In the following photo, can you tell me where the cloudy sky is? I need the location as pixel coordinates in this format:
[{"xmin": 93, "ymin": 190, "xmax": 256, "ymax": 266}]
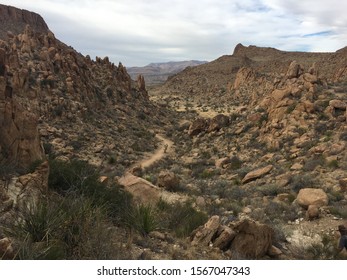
[{"xmin": 2, "ymin": 0, "xmax": 347, "ymax": 66}]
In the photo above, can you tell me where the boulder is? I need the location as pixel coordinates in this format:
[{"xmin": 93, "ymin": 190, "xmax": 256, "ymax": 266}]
[
  {"xmin": 339, "ymin": 178, "xmax": 347, "ymax": 191},
  {"xmin": 188, "ymin": 118, "xmax": 208, "ymax": 136},
  {"xmin": 11, "ymin": 161, "xmax": 49, "ymax": 211},
  {"xmin": 242, "ymin": 165, "xmax": 273, "ymax": 184},
  {"xmin": 296, "ymin": 188, "xmax": 328, "ymax": 209},
  {"xmin": 157, "ymin": 170, "xmax": 180, "ymax": 191},
  {"xmin": 191, "ymin": 215, "xmax": 220, "ymax": 246},
  {"xmin": 213, "ymin": 226, "xmax": 237, "ymax": 250},
  {"xmin": 267, "ymin": 245, "xmax": 283, "ymax": 257},
  {"xmin": 306, "ymin": 204, "xmax": 320, "ymax": 220},
  {"xmin": 286, "ymin": 61, "xmax": 304, "ymax": 79},
  {"xmin": 207, "ymin": 114, "xmax": 229, "ymax": 132},
  {"xmin": 0, "ymin": 237, "xmax": 14, "ymax": 259},
  {"xmin": 329, "ymin": 100, "xmax": 346, "ymax": 110},
  {"xmin": 215, "ymin": 157, "xmax": 231, "ymax": 169},
  {"xmin": 230, "ymin": 219, "xmax": 274, "ymax": 259},
  {"xmin": 118, "ymin": 173, "xmax": 185, "ymax": 205}
]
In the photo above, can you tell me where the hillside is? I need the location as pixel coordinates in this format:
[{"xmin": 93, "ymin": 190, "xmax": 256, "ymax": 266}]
[
  {"xmin": 1, "ymin": 4, "xmax": 347, "ymax": 261},
  {"xmin": 127, "ymin": 60, "xmax": 207, "ymax": 85}
]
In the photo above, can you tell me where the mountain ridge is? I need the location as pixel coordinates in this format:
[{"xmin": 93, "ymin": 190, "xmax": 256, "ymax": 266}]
[{"xmin": 127, "ymin": 60, "xmax": 208, "ymax": 85}]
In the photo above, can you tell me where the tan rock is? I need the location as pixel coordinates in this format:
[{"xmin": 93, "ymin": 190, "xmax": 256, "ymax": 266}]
[
  {"xmin": 0, "ymin": 237, "xmax": 14, "ymax": 259},
  {"xmin": 230, "ymin": 219, "xmax": 274, "ymax": 259},
  {"xmin": 286, "ymin": 61, "xmax": 303, "ymax": 79},
  {"xmin": 327, "ymin": 142, "xmax": 345, "ymax": 155},
  {"xmin": 306, "ymin": 204, "xmax": 320, "ymax": 220},
  {"xmin": 188, "ymin": 118, "xmax": 208, "ymax": 136},
  {"xmin": 233, "ymin": 67, "xmax": 256, "ymax": 89},
  {"xmin": 267, "ymin": 245, "xmax": 283, "ymax": 257},
  {"xmin": 242, "ymin": 165, "xmax": 273, "ymax": 184},
  {"xmin": 191, "ymin": 215, "xmax": 220, "ymax": 246},
  {"xmin": 137, "ymin": 74, "xmax": 146, "ymax": 91},
  {"xmin": 290, "ymin": 162, "xmax": 303, "ymax": 171},
  {"xmin": 207, "ymin": 114, "xmax": 229, "ymax": 132},
  {"xmin": 157, "ymin": 170, "xmax": 180, "ymax": 191},
  {"xmin": 213, "ymin": 226, "xmax": 236, "ymax": 250},
  {"xmin": 303, "ymin": 73, "xmax": 318, "ymax": 83},
  {"xmin": 296, "ymin": 188, "xmax": 328, "ymax": 209},
  {"xmin": 215, "ymin": 157, "xmax": 231, "ymax": 169},
  {"xmin": 339, "ymin": 178, "xmax": 347, "ymax": 191},
  {"xmin": 118, "ymin": 173, "xmax": 185, "ymax": 205},
  {"xmin": 329, "ymin": 100, "xmax": 346, "ymax": 110}
]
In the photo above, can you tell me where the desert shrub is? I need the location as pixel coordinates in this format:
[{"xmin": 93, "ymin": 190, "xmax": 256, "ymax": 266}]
[
  {"xmin": 125, "ymin": 204, "xmax": 159, "ymax": 236},
  {"xmin": 157, "ymin": 200, "xmax": 208, "ymax": 238},
  {"xmin": 289, "ymin": 174, "xmax": 317, "ymax": 192},
  {"xmin": 327, "ymin": 159, "xmax": 339, "ymax": 169},
  {"xmin": 303, "ymin": 155, "xmax": 326, "ymax": 171},
  {"xmin": 48, "ymin": 158, "xmax": 132, "ymax": 223},
  {"xmin": 27, "ymin": 159, "xmax": 44, "ymax": 173},
  {"xmin": 339, "ymin": 131, "xmax": 347, "ymax": 141},
  {"xmin": 229, "ymin": 155, "xmax": 242, "ymax": 170},
  {"xmin": 225, "ymin": 185, "xmax": 247, "ymax": 201},
  {"xmin": 254, "ymin": 184, "xmax": 281, "ymax": 196},
  {"xmin": 5, "ymin": 195, "xmax": 120, "ymax": 260}
]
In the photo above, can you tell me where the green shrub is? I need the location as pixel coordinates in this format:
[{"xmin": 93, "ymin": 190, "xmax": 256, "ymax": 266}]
[
  {"xmin": 125, "ymin": 204, "xmax": 160, "ymax": 236},
  {"xmin": 289, "ymin": 174, "xmax": 317, "ymax": 192},
  {"xmin": 5, "ymin": 194, "xmax": 121, "ymax": 259},
  {"xmin": 157, "ymin": 200, "xmax": 208, "ymax": 238},
  {"xmin": 48, "ymin": 158, "xmax": 132, "ymax": 223}
]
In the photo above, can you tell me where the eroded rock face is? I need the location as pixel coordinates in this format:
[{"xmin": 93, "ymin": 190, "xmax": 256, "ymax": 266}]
[
  {"xmin": 0, "ymin": 4, "xmax": 49, "ymax": 39},
  {"xmin": 0, "ymin": 77, "xmax": 44, "ymax": 168}
]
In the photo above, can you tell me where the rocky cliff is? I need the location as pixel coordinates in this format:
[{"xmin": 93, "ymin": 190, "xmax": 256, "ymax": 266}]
[{"xmin": 0, "ymin": 4, "xmax": 49, "ymax": 39}]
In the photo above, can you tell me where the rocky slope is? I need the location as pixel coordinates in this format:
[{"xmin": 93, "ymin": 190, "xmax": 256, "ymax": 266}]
[
  {"xmin": 144, "ymin": 43, "xmax": 347, "ymax": 259},
  {"xmin": 1, "ymin": 4, "xmax": 347, "ymax": 260}
]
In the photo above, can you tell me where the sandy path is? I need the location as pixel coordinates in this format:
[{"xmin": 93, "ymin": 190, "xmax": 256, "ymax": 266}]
[{"xmin": 135, "ymin": 134, "xmax": 173, "ymax": 169}]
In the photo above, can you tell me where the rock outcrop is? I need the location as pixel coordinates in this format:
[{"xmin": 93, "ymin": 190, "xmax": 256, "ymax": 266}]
[
  {"xmin": 0, "ymin": 4, "xmax": 49, "ymax": 39},
  {"xmin": 191, "ymin": 216, "xmax": 275, "ymax": 259}
]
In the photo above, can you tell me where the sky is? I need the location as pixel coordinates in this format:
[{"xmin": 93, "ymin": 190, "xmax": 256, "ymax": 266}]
[{"xmin": 1, "ymin": 0, "xmax": 347, "ymax": 66}]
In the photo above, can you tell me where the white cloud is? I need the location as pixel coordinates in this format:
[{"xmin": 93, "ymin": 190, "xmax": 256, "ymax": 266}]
[{"xmin": 1, "ymin": 0, "xmax": 346, "ymax": 66}]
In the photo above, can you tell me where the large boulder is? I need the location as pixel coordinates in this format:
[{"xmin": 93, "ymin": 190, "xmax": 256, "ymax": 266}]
[
  {"xmin": 230, "ymin": 219, "xmax": 274, "ymax": 259},
  {"xmin": 7, "ymin": 161, "xmax": 49, "ymax": 212},
  {"xmin": 207, "ymin": 114, "xmax": 229, "ymax": 133},
  {"xmin": 242, "ymin": 165, "xmax": 273, "ymax": 184},
  {"xmin": 286, "ymin": 61, "xmax": 304, "ymax": 79},
  {"xmin": 157, "ymin": 170, "xmax": 180, "ymax": 191},
  {"xmin": 118, "ymin": 173, "xmax": 185, "ymax": 205},
  {"xmin": 296, "ymin": 188, "xmax": 328, "ymax": 209},
  {"xmin": 188, "ymin": 118, "xmax": 208, "ymax": 136},
  {"xmin": 213, "ymin": 226, "xmax": 236, "ymax": 250},
  {"xmin": 191, "ymin": 215, "xmax": 220, "ymax": 246}
]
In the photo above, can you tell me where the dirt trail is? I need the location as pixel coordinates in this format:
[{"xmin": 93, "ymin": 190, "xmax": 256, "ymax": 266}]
[{"xmin": 134, "ymin": 134, "xmax": 173, "ymax": 170}]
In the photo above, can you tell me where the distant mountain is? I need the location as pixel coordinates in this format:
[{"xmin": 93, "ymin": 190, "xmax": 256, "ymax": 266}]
[{"xmin": 127, "ymin": 60, "xmax": 208, "ymax": 85}]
